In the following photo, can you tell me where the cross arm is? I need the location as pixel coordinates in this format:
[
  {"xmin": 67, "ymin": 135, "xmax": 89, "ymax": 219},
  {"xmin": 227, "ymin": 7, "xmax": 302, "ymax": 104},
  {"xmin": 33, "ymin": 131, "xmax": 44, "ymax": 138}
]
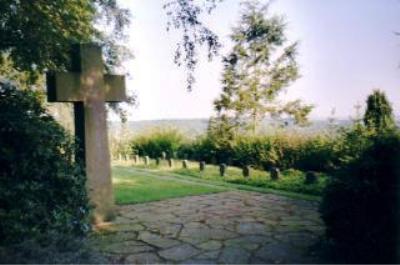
[
  {"xmin": 47, "ymin": 72, "xmax": 83, "ymax": 102},
  {"xmin": 104, "ymin": 75, "xmax": 127, "ymax": 102}
]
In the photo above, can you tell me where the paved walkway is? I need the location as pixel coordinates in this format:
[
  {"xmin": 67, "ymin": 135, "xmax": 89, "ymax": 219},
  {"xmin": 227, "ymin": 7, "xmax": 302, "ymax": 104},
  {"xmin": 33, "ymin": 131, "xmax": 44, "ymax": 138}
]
[{"xmin": 92, "ymin": 191, "xmax": 324, "ymax": 264}]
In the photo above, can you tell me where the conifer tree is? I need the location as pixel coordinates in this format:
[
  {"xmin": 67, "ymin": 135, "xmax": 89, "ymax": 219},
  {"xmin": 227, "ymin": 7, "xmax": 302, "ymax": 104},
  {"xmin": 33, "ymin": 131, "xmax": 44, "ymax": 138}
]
[
  {"xmin": 363, "ymin": 89, "xmax": 395, "ymax": 131},
  {"xmin": 214, "ymin": 1, "xmax": 312, "ymax": 134}
]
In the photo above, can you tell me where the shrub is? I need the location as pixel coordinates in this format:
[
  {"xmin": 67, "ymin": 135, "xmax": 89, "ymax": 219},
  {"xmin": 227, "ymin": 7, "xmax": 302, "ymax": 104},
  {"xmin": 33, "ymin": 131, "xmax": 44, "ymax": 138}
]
[
  {"xmin": 172, "ymin": 131, "xmax": 340, "ymax": 173},
  {"xmin": 320, "ymin": 128, "xmax": 400, "ymax": 263},
  {"xmin": 0, "ymin": 82, "xmax": 90, "ymax": 247},
  {"xmin": 292, "ymin": 134, "xmax": 338, "ymax": 172},
  {"xmin": 128, "ymin": 125, "xmax": 352, "ymax": 174},
  {"xmin": 130, "ymin": 127, "xmax": 186, "ymax": 158},
  {"xmin": 178, "ymin": 135, "xmax": 218, "ymax": 163},
  {"xmin": 231, "ymin": 135, "xmax": 276, "ymax": 169}
]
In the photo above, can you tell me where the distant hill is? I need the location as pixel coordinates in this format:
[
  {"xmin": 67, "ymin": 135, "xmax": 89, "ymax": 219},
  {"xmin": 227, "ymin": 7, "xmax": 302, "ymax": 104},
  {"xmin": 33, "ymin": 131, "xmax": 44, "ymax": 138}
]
[
  {"xmin": 109, "ymin": 119, "xmax": 209, "ymax": 137},
  {"xmin": 109, "ymin": 117, "xmax": 400, "ymax": 137}
]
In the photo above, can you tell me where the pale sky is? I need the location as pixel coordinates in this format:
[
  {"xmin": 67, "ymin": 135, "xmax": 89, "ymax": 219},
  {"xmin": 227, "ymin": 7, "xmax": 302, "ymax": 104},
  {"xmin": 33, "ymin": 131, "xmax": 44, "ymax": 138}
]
[{"xmin": 118, "ymin": 0, "xmax": 400, "ymax": 121}]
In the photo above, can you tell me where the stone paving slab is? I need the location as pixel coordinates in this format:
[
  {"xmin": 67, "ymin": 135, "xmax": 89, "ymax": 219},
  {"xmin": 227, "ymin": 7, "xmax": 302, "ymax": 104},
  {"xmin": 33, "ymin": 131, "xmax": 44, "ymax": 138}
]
[{"xmin": 93, "ymin": 191, "xmax": 324, "ymax": 264}]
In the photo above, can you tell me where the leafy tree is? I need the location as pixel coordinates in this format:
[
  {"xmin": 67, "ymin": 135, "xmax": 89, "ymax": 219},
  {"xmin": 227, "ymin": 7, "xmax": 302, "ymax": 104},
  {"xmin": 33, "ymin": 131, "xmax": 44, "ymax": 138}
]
[
  {"xmin": 0, "ymin": 0, "xmax": 130, "ymax": 86},
  {"xmin": 0, "ymin": 0, "xmax": 136, "ymax": 120},
  {"xmin": 214, "ymin": 1, "xmax": 312, "ymax": 134},
  {"xmin": 0, "ymin": 0, "xmax": 224, "ymax": 93},
  {"xmin": 206, "ymin": 115, "xmax": 237, "ymax": 163},
  {"xmin": 363, "ymin": 89, "xmax": 395, "ymax": 132},
  {"xmin": 164, "ymin": 0, "xmax": 222, "ymax": 91}
]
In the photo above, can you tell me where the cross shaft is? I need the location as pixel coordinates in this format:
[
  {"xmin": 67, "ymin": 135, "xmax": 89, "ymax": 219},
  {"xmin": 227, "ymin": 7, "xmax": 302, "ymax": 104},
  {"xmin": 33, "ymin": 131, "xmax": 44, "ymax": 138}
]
[{"xmin": 47, "ymin": 44, "xmax": 126, "ymax": 223}]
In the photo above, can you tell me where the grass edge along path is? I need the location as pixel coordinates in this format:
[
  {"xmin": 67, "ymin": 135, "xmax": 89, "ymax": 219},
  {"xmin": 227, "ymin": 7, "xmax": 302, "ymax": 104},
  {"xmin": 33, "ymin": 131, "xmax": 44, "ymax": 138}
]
[
  {"xmin": 112, "ymin": 166, "xmax": 228, "ymax": 205},
  {"xmin": 117, "ymin": 166, "xmax": 321, "ymax": 202}
]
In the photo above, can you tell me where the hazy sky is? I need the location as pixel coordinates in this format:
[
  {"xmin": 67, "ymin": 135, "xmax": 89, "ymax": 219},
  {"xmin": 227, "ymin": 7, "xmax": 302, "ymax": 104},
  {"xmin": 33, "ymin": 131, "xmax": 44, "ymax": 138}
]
[{"xmin": 118, "ymin": 0, "xmax": 400, "ymax": 121}]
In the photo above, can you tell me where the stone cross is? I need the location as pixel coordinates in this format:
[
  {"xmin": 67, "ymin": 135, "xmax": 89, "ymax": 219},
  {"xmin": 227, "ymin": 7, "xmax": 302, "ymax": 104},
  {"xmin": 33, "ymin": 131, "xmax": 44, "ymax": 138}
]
[{"xmin": 46, "ymin": 44, "xmax": 126, "ymax": 223}]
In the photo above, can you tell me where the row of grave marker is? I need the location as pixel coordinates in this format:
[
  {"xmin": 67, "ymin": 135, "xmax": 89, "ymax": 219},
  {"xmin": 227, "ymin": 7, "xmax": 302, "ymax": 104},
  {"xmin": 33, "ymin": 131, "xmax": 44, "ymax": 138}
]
[{"xmin": 118, "ymin": 154, "xmax": 318, "ymax": 184}]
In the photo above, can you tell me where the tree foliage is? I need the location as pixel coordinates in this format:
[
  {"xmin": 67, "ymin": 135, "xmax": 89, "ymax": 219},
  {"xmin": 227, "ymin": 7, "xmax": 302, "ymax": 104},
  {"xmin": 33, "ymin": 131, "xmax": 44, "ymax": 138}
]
[
  {"xmin": 164, "ymin": 0, "xmax": 223, "ymax": 91},
  {"xmin": 0, "ymin": 0, "xmax": 226, "ymax": 93},
  {"xmin": 0, "ymin": 0, "xmax": 130, "ymax": 86},
  {"xmin": 213, "ymin": 1, "xmax": 312, "ymax": 134},
  {"xmin": 363, "ymin": 89, "xmax": 395, "ymax": 132},
  {"xmin": 0, "ymin": 81, "xmax": 90, "ymax": 246}
]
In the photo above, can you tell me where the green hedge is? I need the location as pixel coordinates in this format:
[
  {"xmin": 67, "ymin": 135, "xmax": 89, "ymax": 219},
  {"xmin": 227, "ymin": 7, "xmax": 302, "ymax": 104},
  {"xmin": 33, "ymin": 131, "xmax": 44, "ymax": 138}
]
[
  {"xmin": 176, "ymin": 132, "xmax": 339, "ymax": 173},
  {"xmin": 130, "ymin": 128, "xmax": 186, "ymax": 159},
  {"xmin": 128, "ymin": 124, "xmax": 396, "ymax": 177},
  {"xmin": 320, "ymin": 128, "xmax": 400, "ymax": 263},
  {"xmin": 0, "ymin": 82, "xmax": 90, "ymax": 247}
]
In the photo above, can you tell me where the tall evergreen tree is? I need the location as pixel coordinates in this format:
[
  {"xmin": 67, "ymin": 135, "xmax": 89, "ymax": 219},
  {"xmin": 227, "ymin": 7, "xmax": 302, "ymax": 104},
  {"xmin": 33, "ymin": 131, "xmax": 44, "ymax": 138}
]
[
  {"xmin": 363, "ymin": 89, "xmax": 395, "ymax": 131},
  {"xmin": 214, "ymin": 1, "xmax": 312, "ymax": 134}
]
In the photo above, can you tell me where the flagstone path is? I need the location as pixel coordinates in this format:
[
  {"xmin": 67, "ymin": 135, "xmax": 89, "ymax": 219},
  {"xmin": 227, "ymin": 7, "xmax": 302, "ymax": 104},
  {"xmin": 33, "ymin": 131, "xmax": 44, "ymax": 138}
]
[{"xmin": 92, "ymin": 191, "xmax": 324, "ymax": 264}]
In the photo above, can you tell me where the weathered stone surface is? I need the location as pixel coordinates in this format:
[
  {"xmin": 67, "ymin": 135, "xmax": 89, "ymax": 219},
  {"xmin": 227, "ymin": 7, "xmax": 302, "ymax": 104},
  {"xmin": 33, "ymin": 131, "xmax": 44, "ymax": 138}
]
[
  {"xmin": 183, "ymin": 258, "xmax": 217, "ymax": 264},
  {"xmin": 47, "ymin": 44, "xmax": 127, "ymax": 223},
  {"xmin": 113, "ymin": 223, "xmax": 145, "ymax": 232},
  {"xmin": 180, "ymin": 227, "xmax": 214, "ymax": 244},
  {"xmin": 93, "ymin": 191, "xmax": 325, "ymax": 264},
  {"xmin": 100, "ymin": 240, "xmax": 154, "ymax": 255},
  {"xmin": 219, "ymin": 164, "xmax": 226, "ymax": 177},
  {"xmin": 254, "ymin": 242, "xmax": 304, "ymax": 264},
  {"xmin": 242, "ymin": 165, "xmax": 250, "ymax": 178},
  {"xmin": 198, "ymin": 240, "xmax": 223, "ymax": 251},
  {"xmin": 270, "ymin": 167, "xmax": 280, "ymax": 181},
  {"xmin": 219, "ymin": 246, "xmax": 251, "ymax": 264},
  {"xmin": 199, "ymin": 161, "xmax": 206, "ymax": 171},
  {"xmin": 180, "ymin": 227, "xmax": 237, "ymax": 243},
  {"xmin": 158, "ymin": 223, "xmax": 182, "ymax": 238},
  {"xmin": 236, "ymin": 222, "xmax": 267, "ymax": 235},
  {"xmin": 144, "ymin": 156, "xmax": 150, "ymax": 165},
  {"xmin": 195, "ymin": 250, "xmax": 221, "ymax": 260},
  {"xmin": 224, "ymin": 236, "xmax": 267, "ymax": 251},
  {"xmin": 158, "ymin": 244, "xmax": 200, "ymax": 261},
  {"xmin": 138, "ymin": 231, "xmax": 181, "ymax": 248},
  {"xmin": 125, "ymin": 252, "xmax": 162, "ymax": 264},
  {"xmin": 95, "ymin": 231, "xmax": 138, "ymax": 244}
]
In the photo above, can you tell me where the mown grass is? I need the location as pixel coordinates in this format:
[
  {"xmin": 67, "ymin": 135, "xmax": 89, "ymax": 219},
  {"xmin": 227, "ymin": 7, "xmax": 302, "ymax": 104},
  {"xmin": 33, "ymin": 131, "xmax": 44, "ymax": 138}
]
[
  {"xmin": 112, "ymin": 165, "xmax": 227, "ymax": 204},
  {"xmin": 121, "ymin": 158, "xmax": 328, "ymax": 196}
]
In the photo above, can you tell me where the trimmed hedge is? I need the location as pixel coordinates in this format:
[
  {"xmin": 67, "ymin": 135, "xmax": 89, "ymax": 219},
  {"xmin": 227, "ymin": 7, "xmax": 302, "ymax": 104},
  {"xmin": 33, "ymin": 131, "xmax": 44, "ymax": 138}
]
[
  {"xmin": 130, "ymin": 128, "xmax": 185, "ymax": 159},
  {"xmin": 176, "ymin": 132, "xmax": 339, "ymax": 172}
]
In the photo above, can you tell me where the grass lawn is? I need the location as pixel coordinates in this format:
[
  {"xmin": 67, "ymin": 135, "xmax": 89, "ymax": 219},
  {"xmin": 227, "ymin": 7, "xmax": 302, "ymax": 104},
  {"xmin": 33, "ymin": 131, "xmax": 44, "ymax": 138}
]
[
  {"xmin": 119, "ymin": 159, "xmax": 328, "ymax": 196},
  {"xmin": 112, "ymin": 165, "xmax": 227, "ymax": 204}
]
